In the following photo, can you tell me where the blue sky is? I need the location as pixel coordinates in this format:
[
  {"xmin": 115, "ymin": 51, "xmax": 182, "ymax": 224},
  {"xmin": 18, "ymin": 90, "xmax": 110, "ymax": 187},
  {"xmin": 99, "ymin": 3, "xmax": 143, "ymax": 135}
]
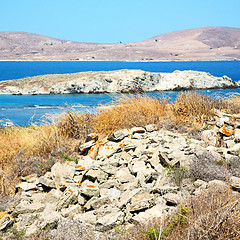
[{"xmin": 0, "ymin": 0, "xmax": 239, "ymax": 43}]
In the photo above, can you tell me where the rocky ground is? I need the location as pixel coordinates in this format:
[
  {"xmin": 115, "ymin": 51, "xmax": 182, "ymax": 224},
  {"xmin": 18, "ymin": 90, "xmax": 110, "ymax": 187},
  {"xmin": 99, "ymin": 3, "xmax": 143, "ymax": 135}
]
[
  {"xmin": 0, "ymin": 110, "xmax": 240, "ymax": 239},
  {"xmin": 0, "ymin": 70, "xmax": 238, "ymax": 95}
]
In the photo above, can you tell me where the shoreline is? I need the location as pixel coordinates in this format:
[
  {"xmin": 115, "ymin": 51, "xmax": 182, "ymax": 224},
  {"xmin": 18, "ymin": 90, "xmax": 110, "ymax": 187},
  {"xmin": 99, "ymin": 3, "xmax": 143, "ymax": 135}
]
[{"xmin": 0, "ymin": 59, "xmax": 240, "ymax": 62}]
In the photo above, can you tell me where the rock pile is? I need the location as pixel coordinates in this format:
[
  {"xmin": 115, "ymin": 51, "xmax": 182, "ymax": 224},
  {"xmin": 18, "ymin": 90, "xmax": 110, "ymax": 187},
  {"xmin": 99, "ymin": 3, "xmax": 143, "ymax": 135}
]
[{"xmin": 0, "ymin": 121, "xmax": 240, "ymax": 239}]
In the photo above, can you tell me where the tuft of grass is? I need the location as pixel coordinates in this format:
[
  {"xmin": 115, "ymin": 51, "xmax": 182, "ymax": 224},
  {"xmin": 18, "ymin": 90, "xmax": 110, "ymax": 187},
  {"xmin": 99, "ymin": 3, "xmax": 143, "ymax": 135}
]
[
  {"xmin": 173, "ymin": 91, "xmax": 222, "ymax": 125},
  {"xmin": 62, "ymin": 154, "xmax": 78, "ymax": 164},
  {"xmin": 93, "ymin": 94, "xmax": 169, "ymax": 135}
]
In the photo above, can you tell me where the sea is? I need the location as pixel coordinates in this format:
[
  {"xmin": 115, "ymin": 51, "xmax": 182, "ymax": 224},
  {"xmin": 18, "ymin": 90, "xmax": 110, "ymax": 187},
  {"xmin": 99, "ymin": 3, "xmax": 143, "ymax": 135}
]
[{"xmin": 0, "ymin": 60, "xmax": 240, "ymax": 126}]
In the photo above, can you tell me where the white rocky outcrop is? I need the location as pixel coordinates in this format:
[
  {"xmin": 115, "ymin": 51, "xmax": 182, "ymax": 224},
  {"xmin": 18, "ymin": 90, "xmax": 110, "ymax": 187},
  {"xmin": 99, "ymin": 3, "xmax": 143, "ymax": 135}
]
[{"xmin": 0, "ymin": 70, "xmax": 238, "ymax": 95}]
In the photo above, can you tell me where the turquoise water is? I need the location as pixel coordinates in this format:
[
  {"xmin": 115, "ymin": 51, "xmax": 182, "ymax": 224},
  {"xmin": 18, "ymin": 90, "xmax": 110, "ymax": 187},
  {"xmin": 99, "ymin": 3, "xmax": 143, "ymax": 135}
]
[{"xmin": 0, "ymin": 61, "xmax": 240, "ymax": 126}]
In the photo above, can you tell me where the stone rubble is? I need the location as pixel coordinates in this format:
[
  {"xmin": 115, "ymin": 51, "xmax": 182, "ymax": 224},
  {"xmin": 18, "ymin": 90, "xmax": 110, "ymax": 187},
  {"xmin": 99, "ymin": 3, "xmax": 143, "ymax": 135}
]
[{"xmin": 1, "ymin": 112, "xmax": 240, "ymax": 239}]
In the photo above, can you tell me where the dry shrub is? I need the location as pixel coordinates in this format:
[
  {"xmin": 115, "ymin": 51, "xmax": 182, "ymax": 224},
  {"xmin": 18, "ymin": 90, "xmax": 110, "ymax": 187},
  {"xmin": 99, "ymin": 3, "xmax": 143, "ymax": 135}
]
[
  {"xmin": 93, "ymin": 94, "xmax": 169, "ymax": 135},
  {"xmin": 173, "ymin": 91, "xmax": 222, "ymax": 124},
  {"xmin": 0, "ymin": 124, "xmax": 75, "ymax": 195},
  {"xmin": 223, "ymin": 94, "xmax": 240, "ymax": 114},
  {"xmin": 122, "ymin": 185, "xmax": 240, "ymax": 240},
  {"xmin": 57, "ymin": 111, "xmax": 94, "ymax": 140}
]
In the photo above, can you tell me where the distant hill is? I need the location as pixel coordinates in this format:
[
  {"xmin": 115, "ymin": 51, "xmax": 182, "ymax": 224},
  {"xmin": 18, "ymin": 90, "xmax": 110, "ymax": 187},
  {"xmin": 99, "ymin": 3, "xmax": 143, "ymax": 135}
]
[{"xmin": 0, "ymin": 27, "xmax": 240, "ymax": 61}]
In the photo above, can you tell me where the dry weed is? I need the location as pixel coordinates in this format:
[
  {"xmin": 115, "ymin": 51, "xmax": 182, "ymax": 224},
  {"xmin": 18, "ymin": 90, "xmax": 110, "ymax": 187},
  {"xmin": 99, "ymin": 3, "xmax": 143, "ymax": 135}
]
[
  {"xmin": 93, "ymin": 94, "xmax": 169, "ymax": 135},
  {"xmin": 173, "ymin": 91, "xmax": 222, "ymax": 124}
]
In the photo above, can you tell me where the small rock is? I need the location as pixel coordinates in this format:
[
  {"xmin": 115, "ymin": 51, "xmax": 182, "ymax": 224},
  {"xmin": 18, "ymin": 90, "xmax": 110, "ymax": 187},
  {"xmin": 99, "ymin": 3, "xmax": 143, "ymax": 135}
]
[
  {"xmin": 80, "ymin": 180, "xmax": 100, "ymax": 198},
  {"xmin": 130, "ymin": 127, "xmax": 145, "ymax": 135},
  {"xmin": 227, "ymin": 143, "xmax": 240, "ymax": 155},
  {"xmin": 202, "ymin": 130, "xmax": 218, "ymax": 146},
  {"xmin": 145, "ymin": 124, "xmax": 158, "ymax": 132},
  {"xmin": 51, "ymin": 162, "xmax": 75, "ymax": 188},
  {"xmin": 115, "ymin": 167, "xmax": 135, "ymax": 183},
  {"xmin": 129, "ymin": 190, "xmax": 155, "ymax": 212},
  {"xmin": 230, "ymin": 176, "xmax": 240, "ymax": 190},
  {"xmin": 98, "ymin": 141, "xmax": 121, "ymax": 158},
  {"xmin": 16, "ymin": 181, "xmax": 38, "ymax": 192},
  {"xmin": 85, "ymin": 133, "xmax": 98, "ymax": 142},
  {"xmin": 74, "ymin": 210, "xmax": 97, "ymax": 225},
  {"xmin": 108, "ymin": 129, "xmax": 130, "ymax": 142},
  {"xmin": 39, "ymin": 176, "xmax": 56, "ymax": 189},
  {"xmin": 219, "ymin": 127, "xmax": 234, "ymax": 137},
  {"xmin": 96, "ymin": 211, "xmax": 125, "ymax": 231},
  {"xmin": 107, "ymin": 188, "xmax": 122, "ymax": 201},
  {"xmin": 61, "ymin": 205, "xmax": 82, "ymax": 218},
  {"xmin": 234, "ymin": 129, "xmax": 240, "ymax": 143},
  {"xmin": 85, "ymin": 169, "xmax": 108, "ymax": 183},
  {"xmin": 0, "ymin": 214, "xmax": 14, "ymax": 230},
  {"xmin": 79, "ymin": 140, "xmax": 96, "ymax": 155},
  {"xmin": 163, "ymin": 193, "xmax": 180, "ymax": 206}
]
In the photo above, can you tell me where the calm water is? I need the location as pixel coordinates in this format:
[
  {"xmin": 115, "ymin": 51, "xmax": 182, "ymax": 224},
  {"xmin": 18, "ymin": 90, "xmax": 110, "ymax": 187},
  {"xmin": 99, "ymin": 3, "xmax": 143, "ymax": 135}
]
[{"xmin": 0, "ymin": 61, "xmax": 240, "ymax": 126}]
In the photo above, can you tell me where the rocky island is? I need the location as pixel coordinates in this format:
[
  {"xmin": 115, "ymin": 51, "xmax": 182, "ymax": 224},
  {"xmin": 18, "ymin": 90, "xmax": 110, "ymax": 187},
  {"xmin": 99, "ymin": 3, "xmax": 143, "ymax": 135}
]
[{"xmin": 0, "ymin": 70, "xmax": 238, "ymax": 95}]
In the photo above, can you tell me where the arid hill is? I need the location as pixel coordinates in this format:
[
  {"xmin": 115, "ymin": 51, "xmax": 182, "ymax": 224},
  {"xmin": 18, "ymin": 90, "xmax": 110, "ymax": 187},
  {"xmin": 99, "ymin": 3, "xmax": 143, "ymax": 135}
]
[{"xmin": 0, "ymin": 27, "xmax": 240, "ymax": 61}]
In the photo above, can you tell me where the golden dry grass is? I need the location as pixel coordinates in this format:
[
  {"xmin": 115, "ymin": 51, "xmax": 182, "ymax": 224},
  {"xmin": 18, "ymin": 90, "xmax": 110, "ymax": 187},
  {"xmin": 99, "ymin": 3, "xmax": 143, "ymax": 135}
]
[
  {"xmin": 0, "ymin": 125, "xmax": 77, "ymax": 195},
  {"xmin": 1, "ymin": 92, "xmax": 240, "ymax": 196},
  {"xmin": 93, "ymin": 94, "xmax": 169, "ymax": 135}
]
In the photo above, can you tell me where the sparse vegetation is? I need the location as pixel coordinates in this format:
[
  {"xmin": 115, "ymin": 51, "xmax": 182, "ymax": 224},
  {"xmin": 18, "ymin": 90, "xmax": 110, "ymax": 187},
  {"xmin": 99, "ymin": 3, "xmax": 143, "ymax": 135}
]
[{"xmin": 0, "ymin": 92, "xmax": 240, "ymax": 196}]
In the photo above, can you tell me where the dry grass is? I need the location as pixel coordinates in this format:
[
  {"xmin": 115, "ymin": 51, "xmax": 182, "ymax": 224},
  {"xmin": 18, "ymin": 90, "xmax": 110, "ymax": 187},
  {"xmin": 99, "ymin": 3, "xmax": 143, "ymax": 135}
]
[
  {"xmin": 1, "ymin": 92, "xmax": 240, "ymax": 196},
  {"xmin": 121, "ymin": 185, "xmax": 240, "ymax": 240},
  {"xmin": 173, "ymin": 91, "xmax": 223, "ymax": 124},
  {"xmin": 223, "ymin": 94, "xmax": 240, "ymax": 114},
  {"xmin": 0, "ymin": 125, "xmax": 77, "ymax": 195},
  {"xmin": 93, "ymin": 94, "xmax": 170, "ymax": 135}
]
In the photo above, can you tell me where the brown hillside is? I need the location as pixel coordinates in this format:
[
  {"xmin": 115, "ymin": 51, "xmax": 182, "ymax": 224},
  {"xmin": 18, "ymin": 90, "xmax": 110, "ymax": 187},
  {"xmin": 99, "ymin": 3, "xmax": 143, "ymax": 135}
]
[{"xmin": 0, "ymin": 27, "xmax": 240, "ymax": 61}]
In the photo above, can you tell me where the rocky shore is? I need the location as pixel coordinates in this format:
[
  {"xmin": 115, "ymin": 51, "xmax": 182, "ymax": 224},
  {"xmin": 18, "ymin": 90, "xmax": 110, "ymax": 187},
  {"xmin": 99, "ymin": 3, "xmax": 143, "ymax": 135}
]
[
  {"xmin": 1, "ymin": 110, "xmax": 240, "ymax": 239},
  {"xmin": 0, "ymin": 70, "xmax": 238, "ymax": 95}
]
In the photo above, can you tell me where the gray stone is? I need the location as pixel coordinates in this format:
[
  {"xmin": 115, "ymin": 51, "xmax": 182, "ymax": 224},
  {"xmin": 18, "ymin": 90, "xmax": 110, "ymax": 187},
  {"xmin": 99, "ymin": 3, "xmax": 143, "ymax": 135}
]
[
  {"xmin": 145, "ymin": 124, "xmax": 158, "ymax": 132},
  {"xmin": 108, "ymin": 129, "xmax": 130, "ymax": 141},
  {"xmin": 16, "ymin": 181, "xmax": 38, "ymax": 192},
  {"xmin": 163, "ymin": 193, "xmax": 180, "ymax": 206},
  {"xmin": 0, "ymin": 214, "xmax": 14, "ymax": 230},
  {"xmin": 74, "ymin": 211, "xmax": 97, "ymax": 225},
  {"xmin": 80, "ymin": 180, "xmax": 100, "ymax": 198},
  {"xmin": 61, "ymin": 205, "xmax": 82, "ymax": 218},
  {"xmin": 96, "ymin": 211, "xmax": 125, "ymax": 231},
  {"xmin": 129, "ymin": 190, "xmax": 155, "ymax": 212},
  {"xmin": 130, "ymin": 127, "xmax": 145, "ymax": 134},
  {"xmin": 115, "ymin": 167, "xmax": 135, "ymax": 183},
  {"xmin": 79, "ymin": 140, "xmax": 96, "ymax": 154},
  {"xmin": 39, "ymin": 176, "xmax": 56, "ymax": 188},
  {"xmin": 227, "ymin": 143, "xmax": 240, "ymax": 155},
  {"xmin": 85, "ymin": 196, "xmax": 110, "ymax": 210},
  {"xmin": 202, "ymin": 130, "xmax": 218, "ymax": 146},
  {"xmin": 51, "ymin": 162, "xmax": 75, "ymax": 188},
  {"xmin": 133, "ymin": 202, "xmax": 166, "ymax": 222},
  {"xmin": 85, "ymin": 169, "xmax": 108, "ymax": 183},
  {"xmin": 234, "ymin": 129, "xmax": 240, "ymax": 143},
  {"xmin": 230, "ymin": 176, "xmax": 240, "ymax": 190},
  {"xmin": 130, "ymin": 161, "xmax": 147, "ymax": 174},
  {"xmin": 41, "ymin": 189, "xmax": 63, "ymax": 204},
  {"xmin": 39, "ymin": 204, "xmax": 61, "ymax": 229},
  {"xmin": 118, "ymin": 189, "xmax": 142, "ymax": 208},
  {"xmin": 56, "ymin": 188, "xmax": 78, "ymax": 210},
  {"xmin": 107, "ymin": 188, "xmax": 122, "ymax": 201},
  {"xmin": 98, "ymin": 141, "xmax": 121, "ymax": 158},
  {"xmin": 76, "ymin": 156, "xmax": 93, "ymax": 172}
]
